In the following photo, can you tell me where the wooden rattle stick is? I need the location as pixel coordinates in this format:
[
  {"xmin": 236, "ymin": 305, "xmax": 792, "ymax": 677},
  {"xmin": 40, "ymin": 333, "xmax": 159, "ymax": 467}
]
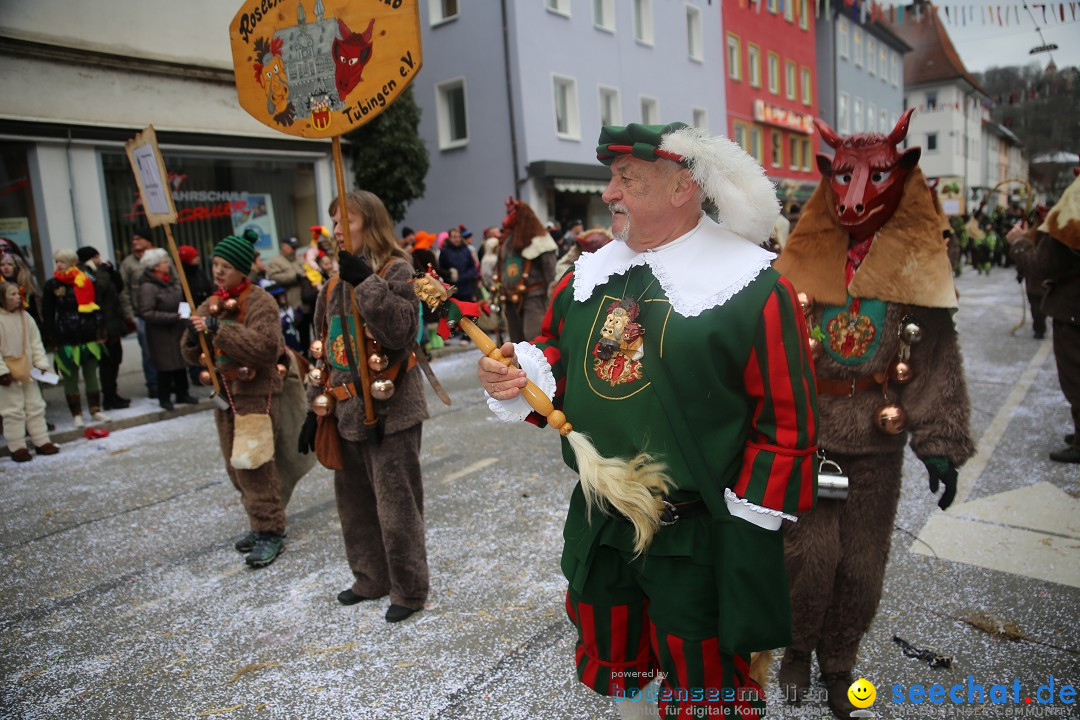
[{"xmin": 457, "ymin": 316, "xmax": 574, "ymax": 437}]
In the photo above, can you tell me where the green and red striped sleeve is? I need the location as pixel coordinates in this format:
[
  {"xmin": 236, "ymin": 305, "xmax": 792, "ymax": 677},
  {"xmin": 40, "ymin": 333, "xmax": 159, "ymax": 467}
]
[
  {"xmin": 524, "ymin": 270, "xmax": 575, "ymax": 426},
  {"xmin": 732, "ymin": 276, "xmax": 819, "ymax": 515}
]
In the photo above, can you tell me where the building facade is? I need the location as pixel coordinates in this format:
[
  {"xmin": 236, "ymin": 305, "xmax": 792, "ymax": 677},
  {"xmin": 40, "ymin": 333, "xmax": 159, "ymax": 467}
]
[
  {"xmin": 405, "ymin": 0, "xmax": 724, "ymax": 234},
  {"xmin": 722, "ymin": 0, "xmax": 820, "ymax": 205},
  {"xmin": 0, "ymin": 0, "xmax": 337, "ymax": 283}
]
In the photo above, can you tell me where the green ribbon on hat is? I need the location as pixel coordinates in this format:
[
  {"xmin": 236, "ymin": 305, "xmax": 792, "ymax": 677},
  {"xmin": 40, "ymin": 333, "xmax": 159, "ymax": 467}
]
[{"xmin": 596, "ymin": 122, "xmax": 690, "ymax": 166}]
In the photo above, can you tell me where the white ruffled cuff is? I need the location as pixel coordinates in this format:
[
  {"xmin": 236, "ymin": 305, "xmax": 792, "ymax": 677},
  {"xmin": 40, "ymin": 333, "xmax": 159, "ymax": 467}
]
[
  {"xmin": 724, "ymin": 488, "xmax": 797, "ymax": 531},
  {"xmin": 485, "ymin": 342, "xmax": 556, "ymax": 423}
]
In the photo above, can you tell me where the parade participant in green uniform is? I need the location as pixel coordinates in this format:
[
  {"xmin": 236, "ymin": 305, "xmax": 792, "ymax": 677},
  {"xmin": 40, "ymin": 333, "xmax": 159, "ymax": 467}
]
[{"xmin": 478, "ymin": 122, "xmax": 819, "ymax": 719}]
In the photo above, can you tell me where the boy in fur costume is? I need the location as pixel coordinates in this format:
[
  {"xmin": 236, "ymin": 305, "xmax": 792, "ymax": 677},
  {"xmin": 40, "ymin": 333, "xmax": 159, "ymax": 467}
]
[
  {"xmin": 493, "ymin": 198, "xmax": 559, "ymax": 342},
  {"xmin": 1006, "ymin": 171, "xmax": 1080, "ymax": 464},
  {"xmin": 479, "ymin": 122, "xmax": 818, "ymax": 719},
  {"xmin": 773, "ymin": 109, "xmax": 975, "ymax": 719},
  {"xmin": 182, "ymin": 235, "xmax": 289, "ymax": 568}
]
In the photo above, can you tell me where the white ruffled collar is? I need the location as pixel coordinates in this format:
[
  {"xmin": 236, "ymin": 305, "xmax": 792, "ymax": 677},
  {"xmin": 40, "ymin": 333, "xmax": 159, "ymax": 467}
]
[{"xmin": 572, "ymin": 215, "xmax": 775, "ymax": 317}]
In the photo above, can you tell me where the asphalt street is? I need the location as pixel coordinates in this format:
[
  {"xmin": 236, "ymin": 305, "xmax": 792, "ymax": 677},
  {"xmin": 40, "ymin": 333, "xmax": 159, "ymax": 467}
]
[{"xmin": 1, "ymin": 266, "xmax": 1077, "ymax": 720}]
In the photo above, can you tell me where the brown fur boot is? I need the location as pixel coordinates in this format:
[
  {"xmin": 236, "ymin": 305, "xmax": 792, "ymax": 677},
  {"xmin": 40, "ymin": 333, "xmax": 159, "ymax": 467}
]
[
  {"xmin": 778, "ymin": 648, "xmax": 811, "ymax": 705},
  {"xmin": 822, "ymin": 670, "xmax": 858, "ymax": 719}
]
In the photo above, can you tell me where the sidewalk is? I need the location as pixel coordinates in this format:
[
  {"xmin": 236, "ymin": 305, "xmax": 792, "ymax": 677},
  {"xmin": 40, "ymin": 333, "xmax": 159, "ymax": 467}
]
[{"xmin": 6, "ymin": 332, "xmax": 473, "ymax": 456}]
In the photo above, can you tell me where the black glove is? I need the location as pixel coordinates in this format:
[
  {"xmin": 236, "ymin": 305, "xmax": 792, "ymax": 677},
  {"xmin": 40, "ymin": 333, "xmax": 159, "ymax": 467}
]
[
  {"xmin": 338, "ymin": 251, "xmax": 373, "ymax": 286},
  {"xmin": 298, "ymin": 411, "xmax": 318, "ymax": 455},
  {"xmin": 923, "ymin": 457, "xmax": 958, "ymax": 510},
  {"xmin": 0, "ymin": 373, "xmax": 11, "ymax": 387}
]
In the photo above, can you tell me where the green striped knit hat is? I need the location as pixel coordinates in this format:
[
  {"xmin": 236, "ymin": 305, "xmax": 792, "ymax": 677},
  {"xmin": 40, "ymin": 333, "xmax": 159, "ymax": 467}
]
[{"xmin": 213, "ymin": 234, "xmax": 255, "ymax": 275}]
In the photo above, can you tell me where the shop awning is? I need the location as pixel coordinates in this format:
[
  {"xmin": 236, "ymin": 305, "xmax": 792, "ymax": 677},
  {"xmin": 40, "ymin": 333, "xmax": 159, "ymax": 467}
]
[{"xmin": 554, "ymin": 178, "xmax": 608, "ymax": 194}]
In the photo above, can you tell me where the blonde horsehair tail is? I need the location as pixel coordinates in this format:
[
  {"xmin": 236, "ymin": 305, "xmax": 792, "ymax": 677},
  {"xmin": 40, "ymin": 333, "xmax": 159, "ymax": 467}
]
[
  {"xmin": 748, "ymin": 650, "xmax": 772, "ymax": 690},
  {"xmin": 566, "ymin": 431, "xmax": 674, "ymax": 555}
]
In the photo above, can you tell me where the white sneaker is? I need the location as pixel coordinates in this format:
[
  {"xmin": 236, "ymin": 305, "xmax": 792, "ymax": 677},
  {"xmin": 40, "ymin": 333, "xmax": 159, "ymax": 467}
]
[
  {"xmin": 91, "ymin": 410, "xmax": 111, "ymax": 422},
  {"xmin": 72, "ymin": 414, "xmax": 84, "ymax": 428}
]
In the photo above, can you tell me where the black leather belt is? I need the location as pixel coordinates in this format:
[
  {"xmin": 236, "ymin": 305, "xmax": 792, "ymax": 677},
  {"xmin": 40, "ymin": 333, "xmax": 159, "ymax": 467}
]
[{"xmin": 658, "ymin": 497, "xmax": 709, "ymax": 526}]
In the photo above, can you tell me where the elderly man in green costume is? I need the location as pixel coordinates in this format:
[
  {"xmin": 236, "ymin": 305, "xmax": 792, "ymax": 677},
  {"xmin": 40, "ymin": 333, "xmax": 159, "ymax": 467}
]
[{"xmin": 478, "ymin": 122, "xmax": 819, "ymax": 719}]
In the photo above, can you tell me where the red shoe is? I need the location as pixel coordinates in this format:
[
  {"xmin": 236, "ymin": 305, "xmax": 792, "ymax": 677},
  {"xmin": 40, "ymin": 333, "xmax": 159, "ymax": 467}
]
[{"xmin": 35, "ymin": 442, "xmax": 60, "ymax": 455}]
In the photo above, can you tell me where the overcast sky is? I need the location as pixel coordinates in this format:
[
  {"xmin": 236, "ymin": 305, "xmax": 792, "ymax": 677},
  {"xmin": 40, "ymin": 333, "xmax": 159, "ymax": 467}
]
[{"xmin": 940, "ymin": 8, "xmax": 1079, "ymax": 73}]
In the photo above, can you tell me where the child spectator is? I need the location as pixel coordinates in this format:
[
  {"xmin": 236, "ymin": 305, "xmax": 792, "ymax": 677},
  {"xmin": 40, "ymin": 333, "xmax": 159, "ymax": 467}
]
[{"xmin": 0, "ymin": 281, "xmax": 58, "ymax": 461}]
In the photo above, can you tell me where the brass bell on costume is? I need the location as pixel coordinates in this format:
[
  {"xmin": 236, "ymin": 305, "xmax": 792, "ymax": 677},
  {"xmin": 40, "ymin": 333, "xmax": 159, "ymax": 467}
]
[
  {"xmin": 237, "ymin": 366, "xmax": 256, "ymax": 381},
  {"xmin": 900, "ymin": 322, "xmax": 923, "ymax": 345},
  {"xmin": 797, "ymin": 291, "xmax": 814, "ymax": 314},
  {"xmin": 198, "ymin": 369, "xmax": 212, "ymax": 386},
  {"xmin": 223, "ymin": 298, "xmax": 239, "ymax": 313},
  {"xmin": 873, "ymin": 402, "xmax": 908, "ymax": 435},
  {"xmin": 309, "ymin": 340, "xmax": 324, "ymax": 359},
  {"xmin": 368, "ymin": 353, "xmax": 389, "ymax": 372},
  {"xmin": 808, "ymin": 336, "xmax": 822, "ymax": 358},
  {"xmin": 208, "ymin": 298, "xmax": 221, "ymax": 316},
  {"xmin": 275, "ymin": 363, "xmax": 288, "ymax": 379},
  {"xmin": 370, "ymin": 378, "xmax": 396, "ymax": 401},
  {"xmin": 889, "ymin": 360, "xmax": 915, "ymax": 384},
  {"xmin": 312, "ymin": 392, "xmax": 335, "ymax": 416},
  {"xmin": 198, "ymin": 352, "xmax": 207, "ymax": 364},
  {"xmin": 307, "ymin": 367, "xmax": 324, "ymax": 385}
]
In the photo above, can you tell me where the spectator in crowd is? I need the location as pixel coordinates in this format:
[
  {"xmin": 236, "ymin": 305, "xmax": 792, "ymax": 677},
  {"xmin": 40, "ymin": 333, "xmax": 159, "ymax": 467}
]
[
  {"xmin": 120, "ymin": 226, "xmax": 159, "ymax": 399},
  {"xmin": 42, "ymin": 249, "xmax": 108, "ymax": 427},
  {"xmin": 76, "ymin": 246, "xmax": 131, "ymax": 410},
  {"xmin": 139, "ymin": 248, "xmax": 196, "ymax": 411},
  {"xmin": 438, "ymin": 227, "xmax": 480, "ymax": 303},
  {"xmin": 0, "ymin": 280, "xmax": 58, "ymax": 462},
  {"xmin": 0, "ymin": 251, "xmax": 41, "ymax": 327}
]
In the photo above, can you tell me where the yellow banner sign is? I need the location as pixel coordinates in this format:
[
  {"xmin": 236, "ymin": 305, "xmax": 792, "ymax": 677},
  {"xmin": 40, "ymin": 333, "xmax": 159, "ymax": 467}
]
[{"xmin": 229, "ymin": 0, "xmax": 422, "ymax": 138}]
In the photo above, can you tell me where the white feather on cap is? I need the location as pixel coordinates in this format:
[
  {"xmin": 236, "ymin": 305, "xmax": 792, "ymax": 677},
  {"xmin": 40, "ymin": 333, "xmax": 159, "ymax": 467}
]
[{"xmin": 659, "ymin": 126, "xmax": 780, "ymax": 245}]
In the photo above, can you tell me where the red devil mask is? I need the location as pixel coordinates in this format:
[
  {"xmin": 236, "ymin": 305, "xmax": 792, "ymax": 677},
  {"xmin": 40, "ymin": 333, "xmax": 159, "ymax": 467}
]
[
  {"xmin": 815, "ymin": 108, "xmax": 921, "ymax": 240},
  {"xmin": 333, "ymin": 18, "xmax": 375, "ymax": 102}
]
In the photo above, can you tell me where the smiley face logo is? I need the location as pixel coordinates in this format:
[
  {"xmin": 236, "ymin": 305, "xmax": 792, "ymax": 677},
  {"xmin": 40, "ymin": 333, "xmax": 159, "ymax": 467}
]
[{"xmin": 848, "ymin": 678, "xmax": 877, "ymax": 708}]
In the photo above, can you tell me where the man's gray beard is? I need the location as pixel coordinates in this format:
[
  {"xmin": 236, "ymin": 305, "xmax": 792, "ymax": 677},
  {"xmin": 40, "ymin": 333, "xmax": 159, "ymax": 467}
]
[{"xmin": 610, "ymin": 204, "xmax": 630, "ymax": 244}]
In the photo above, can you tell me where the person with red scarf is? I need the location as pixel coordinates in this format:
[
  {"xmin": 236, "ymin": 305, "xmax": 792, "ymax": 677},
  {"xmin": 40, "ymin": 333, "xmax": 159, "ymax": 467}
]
[
  {"xmin": 41, "ymin": 249, "xmax": 107, "ymax": 428},
  {"xmin": 138, "ymin": 248, "xmax": 196, "ymax": 411}
]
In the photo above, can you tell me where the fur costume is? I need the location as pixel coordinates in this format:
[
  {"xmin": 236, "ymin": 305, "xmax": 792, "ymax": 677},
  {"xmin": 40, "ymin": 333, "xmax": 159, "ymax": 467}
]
[
  {"xmin": 496, "ymin": 200, "xmax": 559, "ymax": 342},
  {"xmin": 776, "ymin": 150, "xmax": 974, "ymax": 706}
]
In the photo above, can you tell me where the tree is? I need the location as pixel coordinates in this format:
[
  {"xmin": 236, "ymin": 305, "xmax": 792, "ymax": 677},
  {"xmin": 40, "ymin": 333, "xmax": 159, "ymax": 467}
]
[{"xmin": 343, "ymin": 85, "xmax": 429, "ymax": 223}]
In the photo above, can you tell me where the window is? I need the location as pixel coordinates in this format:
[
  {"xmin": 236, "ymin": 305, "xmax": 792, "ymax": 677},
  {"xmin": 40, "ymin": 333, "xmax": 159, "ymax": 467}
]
[
  {"xmin": 927, "ymin": 133, "xmax": 938, "ymax": 152},
  {"xmin": 853, "ymin": 97, "xmax": 863, "ymax": 132},
  {"xmin": 546, "ymin": 0, "xmax": 570, "ymax": 16},
  {"xmin": 633, "ymin": 0, "xmax": 654, "ymax": 45},
  {"xmin": 593, "ymin": 0, "xmax": 615, "ymax": 30},
  {"xmin": 553, "ymin": 75, "xmax": 580, "ymax": 139},
  {"xmin": 785, "ymin": 61, "xmax": 797, "ymax": 100},
  {"xmin": 926, "ymin": 90, "xmax": 937, "ymax": 110},
  {"xmin": 879, "ymin": 46, "xmax": 888, "ymax": 82},
  {"xmin": 789, "ymin": 136, "xmax": 799, "ymax": 170},
  {"xmin": 801, "ymin": 67, "xmax": 812, "ymax": 105},
  {"xmin": 784, "ymin": 0, "xmax": 794, "ymax": 22},
  {"xmin": 686, "ymin": 5, "xmax": 703, "ymax": 62},
  {"xmin": 748, "ymin": 44, "xmax": 762, "ymax": 87},
  {"xmin": 838, "ymin": 92, "xmax": 850, "ymax": 134},
  {"xmin": 867, "ymin": 38, "xmax": 876, "ymax": 76},
  {"xmin": 867, "ymin": 102, "xmax": 876, "ymax": 132},
  {"xmin": 599, "ymin": 86, "xmax": 621, "ymax": 126},
  {"xmin": 771, "ymin": 131, "xmax": 783, "ymax": 168},
  {"xmin": 640, "ymin": 96, "xmax": 659, "ymax": 124},
  {"xmin": 880, "ymin": 109, "xmax": 889, "ymax": 134},
  {"xmin": 853, "ymin": 29, "xmax": 863, "ymax": 67},
  {"xmin": 801, "ymin": 138, "xmax": 812, "ymax": 171},
  {"xmin": 692, "ymin": 107, "xmax": 708, "ymax": 130},
  {"xmin": 429, "ymin": 0, "xmax": 458, "ymax": 25},
  {"xmin": 435, "ymin": 78, "xmax": 468, "ymax": 149},
  {"xmin": 838, "ymin": 18, "xmax": 849, "ymax": 59},
  {"xmin": 733, "ymin": 122, "xmax": 749, "ymax": 153},
  {"xmin": 749, "ymin": 126, "xmax": 763, "ymax": 164},
  {"xmin": 799, "ymin": 0, "xmax": 809, "ymax": 29},
  {"xmin": 768, "ymin": 52, "xmax": 780, "ymax": 94},
  {"xmin": 727, "ymin": 34, "xmax": 742, "ymax": 80},
  {"xmin": 890, "ymin": 54, "xmax": 899, "ymax": 86},
  {"xmin": 767, "ymin": 0, "xmax": 778, "ymax": 13}
]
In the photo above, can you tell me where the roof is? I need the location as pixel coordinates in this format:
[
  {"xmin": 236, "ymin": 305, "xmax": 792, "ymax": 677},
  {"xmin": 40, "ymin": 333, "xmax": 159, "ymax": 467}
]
[{"xmin": 886, "ymin": 4, "xmax": 985, "ymax": 94}]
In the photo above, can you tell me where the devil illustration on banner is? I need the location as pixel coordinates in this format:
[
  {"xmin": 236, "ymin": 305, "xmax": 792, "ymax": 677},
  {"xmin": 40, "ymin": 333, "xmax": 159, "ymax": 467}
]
[{"xmin": 773, "ymin": 109, "xmax": 975, "ymax": 719}]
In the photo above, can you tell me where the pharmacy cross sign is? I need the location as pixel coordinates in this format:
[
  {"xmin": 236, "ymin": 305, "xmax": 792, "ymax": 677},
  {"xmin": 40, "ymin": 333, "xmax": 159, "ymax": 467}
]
[{"xmin": 228, "ymin": 0, "xmax": 422, "ymax": 139}]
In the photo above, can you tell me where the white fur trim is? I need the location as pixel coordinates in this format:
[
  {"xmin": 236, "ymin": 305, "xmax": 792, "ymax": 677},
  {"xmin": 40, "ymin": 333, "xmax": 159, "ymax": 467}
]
[
  {"xmin": 521, "ymin": 234, "xmax": 560, "ymax": 260},
  {"xmin": 660, "ymin": 126, "xmax": 780, "ymax": 245},
  {"xmin": 724, "ymin": 488, "xmax": 796, "ymax": 530},
  {"xmin": 572, "ymin": 215, "xmax": 775, "ymax": 317},
  {"xmin": 485, "ymin": 341, "xmax": 556, "ymax": 422}
]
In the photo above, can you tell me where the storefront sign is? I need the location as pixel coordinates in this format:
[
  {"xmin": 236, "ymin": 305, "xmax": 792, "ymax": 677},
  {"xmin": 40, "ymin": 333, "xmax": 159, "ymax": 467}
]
[
  {"xmin": 124, "ymin": 126, "xmax": 177, "ymax": 227},
  {"xmin": 0, "ymin": 217, "xmax": 33, "ymax": 262},
  {"xmin": 229, "ymin": 0, "xmax": 422, "ymax": 138},
  {"xmin": 753, "ymin": 100, "xmax": 814, "ymax": 135},
  {"xmin": 231, "ymin": 193, "xmax": 278, "ymax": 255}
]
